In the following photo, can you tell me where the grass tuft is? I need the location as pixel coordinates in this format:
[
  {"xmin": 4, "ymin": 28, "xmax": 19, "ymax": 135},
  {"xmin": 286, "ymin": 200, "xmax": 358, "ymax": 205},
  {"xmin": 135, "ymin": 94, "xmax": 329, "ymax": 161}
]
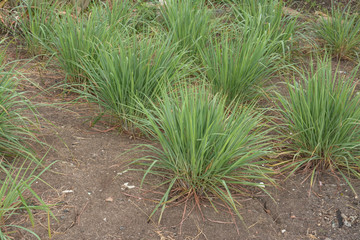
[
  {"xmin": 199, "ymin": 31, "xmax": 279, "ymax": 103},
  {"xmin": 231, "ymin": 0, "xmax": 297, "ymax": 56},
  {"xmin": 17, "ymin": 0, "xmax": 61, "ymax": 55},
  {"xmin": 75, "ymin": 34, "xmax": 192, "ymax": 132},
  {"xmin": 135, "ymin": 86, "xmax": 273, "ymax": 222},
  {"xmin": 0, "ymin": 39, "xmax": 53, "ymax": 239},
  {"xmin": 161, "ymin": 0, "xmax": 216, "ymax": 55},
  {"xmin": 314, "ymin": 5, "xmax": 360, "ymax": 60},
  {"xmin": 0, "ymin": 46, "xmax": 38, "ymax": 162},
  {"xmin": 46, "ymin": 1, "xmax": 133, "ymax": 83},
  {"xmin": 0, "ymin": 159, "xmax": 52, "ymax": 240},
  {"xmin": 275, "ymin": 57, "xmax": 360, "ymax": 195}
]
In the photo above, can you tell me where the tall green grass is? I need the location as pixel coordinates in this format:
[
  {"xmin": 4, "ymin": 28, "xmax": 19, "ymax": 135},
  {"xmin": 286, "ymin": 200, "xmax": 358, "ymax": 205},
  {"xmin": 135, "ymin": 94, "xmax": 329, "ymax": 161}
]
[
  {"xmin": 199, "ymin": 31, "xmax": 279, "ymax": 102},
  {"xmin": 161, "ymin": 0, "xmax": 216, "ymax": 54},
  {"xmin": 90, "ymin": 0, "xmax": 134, "ymax": 33},
  {"xmin": 17, "ymin": 0, "xmax": 61, "ymax": 55},
  {"xmin": 0, "ymin": 41, "xmax": 53, "ymax": 239},
  {"xmin": 134, "ymin": 1, "xmax": 161, "ymax": 33},
  {"xmin": 0, "ymin": 50, "xmax": 38, "ymax": 161},
  {"xmin": 200, "ymin": 0, "xmax": 296, "ymax": 102},
  {"xmin": 0, "ymin": 160, "xmax": 52, "ymax": 240},
  {"xmin": 135, "ymin": 86, "xmax": 273, "ymax": 222},
  {"xmin": 76, "ymin": 34, "xmax": 191, "ymax": 131},
  {"xmin": 231, "ymin": 0, "xmax": 297, "ymax": 56},
  {"xmin": 276, "ymin": 58, "xmax": 360, "ymax": 194},
  {"xmin": 47, "ymin": 1, "xmax": 133, "ymax": 83},
  {"xmin": 314, "ymin": 6, "xmax": 360, "ymax": 59}
]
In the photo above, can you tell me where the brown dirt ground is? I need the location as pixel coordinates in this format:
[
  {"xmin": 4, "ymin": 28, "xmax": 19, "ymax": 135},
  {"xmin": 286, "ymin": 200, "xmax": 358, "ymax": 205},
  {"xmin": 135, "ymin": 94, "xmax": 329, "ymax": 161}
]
[{"xmin": 2, "ymin": 1, "xmax": 360, "ymax": 238}]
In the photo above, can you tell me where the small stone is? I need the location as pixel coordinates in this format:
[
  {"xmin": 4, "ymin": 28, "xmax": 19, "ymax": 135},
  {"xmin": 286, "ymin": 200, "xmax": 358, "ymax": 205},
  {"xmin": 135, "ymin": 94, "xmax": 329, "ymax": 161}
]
[
  {"xmin": 281, "ymin": 229, "xmax": 286, "ymax": 234},
  {"xmin": 105, "ymin": 197, "xmax": 114, "ymax": 202},
  {"xmin": 62, "ymin": 190, "xmax": 74, "ymax": 194},
  {"xmin": 349, "ymin": 216, "xmax": 357, "ymax": 223},
  {"xmin": 122, "ymin": 182, "xmax": 135, "ymax": 189},
  {"xmin": 331, "ymin": 221, "xmax": 337, "ymax": 228},
  {"xmin": 344, "ymin": 220, "xmax": 351, "ymax": 227},
  {"xmin": 120, "ymin": 226, "xmax": 125, "ymax": 230}
]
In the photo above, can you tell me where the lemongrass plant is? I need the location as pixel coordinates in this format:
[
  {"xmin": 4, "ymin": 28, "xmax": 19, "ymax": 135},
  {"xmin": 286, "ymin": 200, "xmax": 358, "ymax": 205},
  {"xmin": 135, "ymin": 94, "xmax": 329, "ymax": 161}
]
[
  {"xmin": 276, "ymin": 57, "xmax": 360, "ymax": 195},
  {"xmin": 0, "ymin": 42, "xmax": 53, "ymax": 239},
  {"xmin": 76, "ymin": 33, "xmax": 192, "ymax": 132},
  {"xmin": 134, "ymin": 1, "xmax": 160, "ymax": 33},
  {"xmin": 160, "ymin": 0, "xmax": 216, "ymax": 55},
  {"xmin": 47, "ymin": 1, "xmax": 132, "ymax": 83},
  {"xmin": 90, "ymin": 0, "xmax": 134, "ymax": 33},
  {"xmin": 231, "ymin": 0, "xmax": 297, "ymax": 56},
  {"xmin": 0, "ymin": 160, "xmax": 53, "ymax": 240},
  {"xmin": 199, "ymin": 31, "xmax": 279, "ymax": 103},
  {"xmin": 0, "ymin": 52, "xmax": 38, "ymax": 162},
  {"xmin": 17, "ymin": 0, "xmax": 61, "ymax": 55},
  {"xmin": 314, "ymin": 5, "xmax": 360, "ymax": 60},
  {"xmin": 134, "ymin": 86, "xmax": 273, "ymax": 222}
]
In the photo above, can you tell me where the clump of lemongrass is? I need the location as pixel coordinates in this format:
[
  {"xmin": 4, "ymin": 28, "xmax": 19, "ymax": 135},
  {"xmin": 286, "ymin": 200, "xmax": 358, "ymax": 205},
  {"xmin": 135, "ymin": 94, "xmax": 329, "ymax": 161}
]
[
  {"xmin": 275, "ymin": 57, "xmax": 360, "ymax": 196},
  {"xmin": 134, "ymin": 85, "xmax": 274, "ymax": 222}
]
